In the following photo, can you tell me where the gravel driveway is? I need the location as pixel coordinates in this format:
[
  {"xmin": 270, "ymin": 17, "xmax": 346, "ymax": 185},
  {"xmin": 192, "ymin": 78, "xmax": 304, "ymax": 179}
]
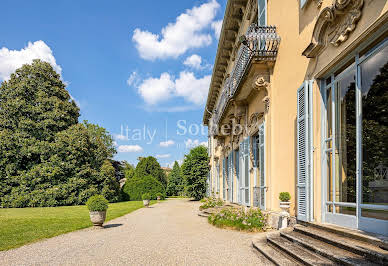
[{"xmin": 0, "ymin": 198, "xmax": 271, "ymax": 265}]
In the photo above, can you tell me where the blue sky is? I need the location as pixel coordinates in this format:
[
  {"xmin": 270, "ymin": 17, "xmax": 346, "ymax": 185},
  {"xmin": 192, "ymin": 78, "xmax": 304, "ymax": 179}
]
[{"xmin": 0, "ymin": 0, "xmax": 226, "ymax": 167}]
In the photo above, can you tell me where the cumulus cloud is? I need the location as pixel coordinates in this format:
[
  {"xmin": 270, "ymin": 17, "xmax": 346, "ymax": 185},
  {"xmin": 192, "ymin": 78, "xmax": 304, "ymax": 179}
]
[
  {"xmin": 137, "ymin": 71, "xmax": 211, "ymax": 106},
  {"xmin": 183, "ymin": 54, "xmax": 202, "ymax": 69},
  {"xmin": 175, "ymin": 71, "xmax": 211, "ymax": 105},
  {"xmin": 211, "ymin": 20, "xmax": 223, "ymax": 39},
  {"xmin": 132, "ymin": 0, "xmax": 220, "ymax": 60},
  {"xmin": 118, "ymin": 145, "xmax": 143, "ymax": 153},
  {"xmin": 127, "ymin": 71, "xmax": 140, "ymax": 87},
  {"xmin": 138, "ymin": 73, "xmax": 175, "ymax": 105},
  {"xmin": 160, "ymin": 140, "xmax": 175, "ymax": 147},
  {"xmin": 156, "ymin": 154, "xmax": 171, "ymax": 159},
  {"xmin": 185, "ymin": 138, "xmax": 207, "ymax": 149},
  {"xmin": 0, "ymin": 40, "xmax": 62, "ymax": 81}
]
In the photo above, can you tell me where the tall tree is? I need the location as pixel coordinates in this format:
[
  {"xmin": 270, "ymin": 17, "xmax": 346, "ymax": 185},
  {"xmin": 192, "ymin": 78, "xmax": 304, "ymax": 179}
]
[
  {"xmin": 182, "ymin": 146, "xmax": 209, "ymax": 200},
  {"xmin": 135, "ymin": 156, "xmax": 167, "ymax": 187},
  {"xmin": 0, "ymin": 60, "xmax": 118, "ymax": 207},
  {"xmin": 166, "ymin": 161, "xmax": 184, "ymax": 196}
]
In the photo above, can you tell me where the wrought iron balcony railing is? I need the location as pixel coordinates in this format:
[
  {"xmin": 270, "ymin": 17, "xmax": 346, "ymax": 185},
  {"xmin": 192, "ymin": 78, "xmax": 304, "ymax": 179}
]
[{"xmin": 212, "ymin": 24, "xmax": 280, "ymax": 128}]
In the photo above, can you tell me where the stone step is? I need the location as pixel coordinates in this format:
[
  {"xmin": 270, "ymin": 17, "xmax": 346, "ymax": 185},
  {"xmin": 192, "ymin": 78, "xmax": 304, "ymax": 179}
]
[
  {"xmin": 294, "ymin": 224, "xmax": 388, "ymax": 265},
  {"xmin": 267, "ymin": 234, "xmax": 334, "ymax": 266},
  {"xmin": 252, "ymin": 236, "xmax": 300, "ymax": 266},
  {"xmin": 298, "ymin": 222, "xmax": 388, "ymax": 250},
  {"xmin": 281, "ymin": 231, "xmax": 379, "ymax": 266}
]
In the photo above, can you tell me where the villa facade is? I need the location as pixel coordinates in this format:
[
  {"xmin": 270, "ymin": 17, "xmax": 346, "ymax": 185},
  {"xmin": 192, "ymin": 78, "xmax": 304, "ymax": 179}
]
[{"xmin": 204, "ymin": 0, "xmax": 388, "ymax": 236}]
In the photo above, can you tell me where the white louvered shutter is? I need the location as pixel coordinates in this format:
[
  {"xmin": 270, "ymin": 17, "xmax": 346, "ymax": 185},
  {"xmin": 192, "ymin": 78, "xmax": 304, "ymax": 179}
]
[
  {"xmin": 258, "ymin": 123, "xmax": 266, "ymax": 210},
  {"xmin": 297, "ymin": 82, "xmax": 310, "ymax": 221}
]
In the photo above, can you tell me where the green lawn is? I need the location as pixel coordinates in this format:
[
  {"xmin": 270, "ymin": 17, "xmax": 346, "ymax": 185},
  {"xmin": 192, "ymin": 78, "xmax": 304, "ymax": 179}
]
[{"xmin": 0, "ymin": 200, "xmax": 156, "ymax": 251}]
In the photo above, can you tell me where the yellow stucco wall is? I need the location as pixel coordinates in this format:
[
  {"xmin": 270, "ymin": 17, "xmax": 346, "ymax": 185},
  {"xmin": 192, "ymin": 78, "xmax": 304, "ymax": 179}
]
[{"xmin": 208, "ymin": 0, "xmax": 388, "ymax": 221}]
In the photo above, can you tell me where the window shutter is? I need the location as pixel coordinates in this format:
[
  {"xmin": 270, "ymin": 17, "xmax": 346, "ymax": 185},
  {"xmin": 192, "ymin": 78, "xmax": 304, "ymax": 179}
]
[
  {"xmin": 297, "ymin": 81, "xmax": 310, "ymax": 221},
  {"xmin": 258, "ymin": 123, "xmax": 266, "ymax": 210},
  {"xmin": 222, "ymin": 158, "xmax": 226, "ymax": 200}
]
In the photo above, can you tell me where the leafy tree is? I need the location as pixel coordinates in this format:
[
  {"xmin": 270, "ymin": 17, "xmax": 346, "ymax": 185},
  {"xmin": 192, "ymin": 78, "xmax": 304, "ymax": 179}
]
[
  {"xmin": 166, "ymin": 161, "xmax": 184, "ymax": 196},
  {"xmin": 100, "ymin": 160, "xmax": 120, "ymax": 202},
  {"xmin": 122, "ymin": 161, "xmax": 135, "ymax": 179},
  {"xmin": 83, "ymin": 120, "xmax": 116, "ymax": 160},
  {"xmin": 182, "ymin": 146, "xmax": 209, "ymax": 200},
  {"xmin": 0, "ymin": 60, "xmax": 118, "ymax": 207},
  {"xmin": 122, "ymin": 175, "xmax": 165, "ymax": 200},
  {"xmin": 135, "ymin": 156, "xmax": 167, "ymax": 187}
]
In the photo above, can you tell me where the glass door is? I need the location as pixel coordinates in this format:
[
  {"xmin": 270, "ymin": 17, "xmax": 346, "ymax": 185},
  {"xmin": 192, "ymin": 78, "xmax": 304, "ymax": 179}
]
[{"xmin": 323, "ymin": 38, "xmax": 388, "ymax": 235}]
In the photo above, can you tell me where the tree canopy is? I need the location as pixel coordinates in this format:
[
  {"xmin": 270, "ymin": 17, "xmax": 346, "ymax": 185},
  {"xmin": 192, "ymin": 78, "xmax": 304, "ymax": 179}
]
[
  {"xmin": 182, "ymin": 146, "xmax": 209, "ymax": 200},
  {"xmin": 135, "ymin": 156, "xmax": 167, "ymax": 187},
  {"xmin": 0, "ymin": 60, "xmax": 119, "ymax": 207},
  {"xmin": 166, "ymin": 161, "xmax": 184, "ymax": 196}
]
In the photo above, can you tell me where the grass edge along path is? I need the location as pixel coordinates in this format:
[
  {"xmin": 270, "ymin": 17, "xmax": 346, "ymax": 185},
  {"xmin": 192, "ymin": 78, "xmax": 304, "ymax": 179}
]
[{"xmin": 0, "ymin": 200, "xmax": 157, "ymax": 251}]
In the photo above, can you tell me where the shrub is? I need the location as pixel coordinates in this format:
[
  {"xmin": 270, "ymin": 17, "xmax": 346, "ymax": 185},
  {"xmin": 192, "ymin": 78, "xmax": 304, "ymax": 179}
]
[
  {"xmin": 199, "ymin": 197, "xmax": 223, "ymax": 210},
  {"xmin": 208, "ymin": 207, "xmax": 266, "ymax": 231},
  {"xmin": 86, "ymin": 195, "xmax": 109, "ymax": 211},
  {"xmin": 122, "ymin": 175, "xmax": 165, "ymax": 201},
  {"xmin": 142, "ymin": 193, "xmax": 151, "ymax": 200},
  {"xmin": 279, "ymin": 192, "xmax": 291, "ymax": 202}
]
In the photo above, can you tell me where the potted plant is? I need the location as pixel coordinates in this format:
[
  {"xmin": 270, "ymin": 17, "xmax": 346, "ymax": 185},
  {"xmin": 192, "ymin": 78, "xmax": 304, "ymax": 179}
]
[
  {"xmin": 279, "ymin": 192, "xmax": 291, "ymax": 213},
  {"xmin": 86, "ymin": 195, "xmax": 109, "ymax": 227},
  {"xmin": 142, "ymin": 193, "xmax": 151, "ymax": 207},
  {"xmin": 156, "ymin": 192, "xmax": 163, "ymax": 202}
]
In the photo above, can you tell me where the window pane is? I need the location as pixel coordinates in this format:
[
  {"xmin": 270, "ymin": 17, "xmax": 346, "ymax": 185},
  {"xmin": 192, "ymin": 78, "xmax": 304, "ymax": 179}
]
[
  {"xmin": 334, "ymin": 69, "xmax": 357, "ymax": 203},
  {"xmin": 335, "ymin": 206, "xmax": 356, "ymax": 216},
  {"xmin": 326, "ymin": 86, "xmax": 333, "ymax": 144},
  {"xmin": 360, "ymin": 44, "xmax": 388, "ymax": 206},
  {"xmin": 361, "ymin": 209, "xmax": 388, "ymax": 220},
  {"xmin": 245, "ymin": 189, "xmax": 249, "ymax": 204},
  {"xmin": 327, "ymin": 151, "xmax": 333, "ymax": 201}
]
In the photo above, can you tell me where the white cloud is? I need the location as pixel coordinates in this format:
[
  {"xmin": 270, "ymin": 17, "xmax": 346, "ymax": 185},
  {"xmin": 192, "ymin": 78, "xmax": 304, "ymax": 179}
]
[
  {"xmin": 175, "ymin": 71, "xmax": 211, "ymax": 105},
  {"xmin": 183, "ymin": 54, "xmax": 202, "ymax": 69},
  {"xmin": 118, "ymin": 145, "xmax": 143, "ymax": 153},
  {"xmin": 0, "ymin": 40, "xmax": 62, "ymax": 81},
  {"xmin": 138, "ymin": 73, "xmax": 175, "ymax": 105},
  {"xmin": 211, "ymin": 20, "xmax": 223, "ymax": 39},
  {"xmin": 185, "ymin": 138, "xmax": 207, "ymax": 149},
  {"xmin": 160, "ymin": 140, "xmax": 175, "ymax": 147},
  {"xmin": 127, "ymin": 71, "xmax": 140, "ymax": 87},
  {"xmin": 137, "ymin": 71, "xmax": 211, "ymax": 106},
  {"xmin": 113, "ymin": 141, "xmax": 118, "ymax": 147},
  {"xmin": 132, "ymin": 0, "xmax": 220, "ymax": 60},
  {"xmin": 156, "ymin": 154, "xmax": 171, "ymax": 158}
]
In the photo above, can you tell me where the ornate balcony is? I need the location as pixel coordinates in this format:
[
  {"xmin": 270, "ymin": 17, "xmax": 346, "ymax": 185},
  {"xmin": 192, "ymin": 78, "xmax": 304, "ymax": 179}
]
[{"xmin": 212, "ymin": 24, "xmax": 280, "ymax": 129}]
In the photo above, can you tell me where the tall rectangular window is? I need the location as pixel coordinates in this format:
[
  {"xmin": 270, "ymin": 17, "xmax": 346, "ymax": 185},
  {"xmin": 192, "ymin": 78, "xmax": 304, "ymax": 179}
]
[{"xmin": 258, "ymin": 0, "xmax": 267, "ymax": 26}]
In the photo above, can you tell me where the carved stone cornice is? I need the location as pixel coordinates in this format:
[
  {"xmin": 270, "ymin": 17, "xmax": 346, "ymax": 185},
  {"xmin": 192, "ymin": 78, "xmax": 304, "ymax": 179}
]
[
  {"xmin": 302, "ymin": 0, "xmax": 364, "ymax": 58},
  {"xmin": 248, "ymin": 112, "xmax": 264, "ymax": 136}
]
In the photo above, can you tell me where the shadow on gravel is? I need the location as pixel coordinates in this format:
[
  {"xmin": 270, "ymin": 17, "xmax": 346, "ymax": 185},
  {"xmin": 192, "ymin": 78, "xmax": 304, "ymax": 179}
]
[{"xmin": 103, "ymin": 224, "xmax": 123, "ymax": 229}]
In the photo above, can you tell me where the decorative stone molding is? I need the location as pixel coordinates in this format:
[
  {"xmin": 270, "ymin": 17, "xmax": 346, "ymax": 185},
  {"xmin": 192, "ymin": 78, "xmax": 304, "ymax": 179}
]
[
  {"xmin": 253, "ymin": 76, "xmax": 270, "ymax": 94},
  {"xmin": 248, "ymin": 112, "xmax": 264, "ymax": 136},
  {"xmin": 302, "ymin": 0, "xmax": 364, "ymax": 58},
  {"xmin": 262, "ymin": 96, "xmax": 270, "ymax": 113},
  {"xmin": 315, "ymin": 0, "xmax": 323, "ymax": 8}
]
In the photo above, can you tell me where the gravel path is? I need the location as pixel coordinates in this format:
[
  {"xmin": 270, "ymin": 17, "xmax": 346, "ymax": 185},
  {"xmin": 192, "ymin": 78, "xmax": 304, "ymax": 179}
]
[{"xmin": 0, "ymin": 198, "xmax": 271, "ymax": 265}]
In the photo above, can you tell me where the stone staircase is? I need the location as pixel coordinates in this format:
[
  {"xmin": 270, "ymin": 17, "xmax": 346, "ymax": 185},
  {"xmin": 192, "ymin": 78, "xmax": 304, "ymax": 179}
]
[{"xmin": 253, "ymin": 223, "xmax": 388, "ymax": 265}]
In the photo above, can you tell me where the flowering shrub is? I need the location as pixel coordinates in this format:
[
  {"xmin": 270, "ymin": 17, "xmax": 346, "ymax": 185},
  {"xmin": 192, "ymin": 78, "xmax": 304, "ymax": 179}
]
[
  {"xmin": 199, "ymin": 197, "xmax": 223, "ymax": 210},
  {"xmin": 208, "ymin": 207, "xmax": 266, "ymax": 231}
]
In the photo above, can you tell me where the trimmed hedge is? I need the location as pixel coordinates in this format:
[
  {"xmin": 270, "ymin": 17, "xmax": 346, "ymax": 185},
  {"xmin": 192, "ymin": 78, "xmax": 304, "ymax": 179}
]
[{"xmin": 122, "ymin": 175, "xmax": 165, "ymax": 201}]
